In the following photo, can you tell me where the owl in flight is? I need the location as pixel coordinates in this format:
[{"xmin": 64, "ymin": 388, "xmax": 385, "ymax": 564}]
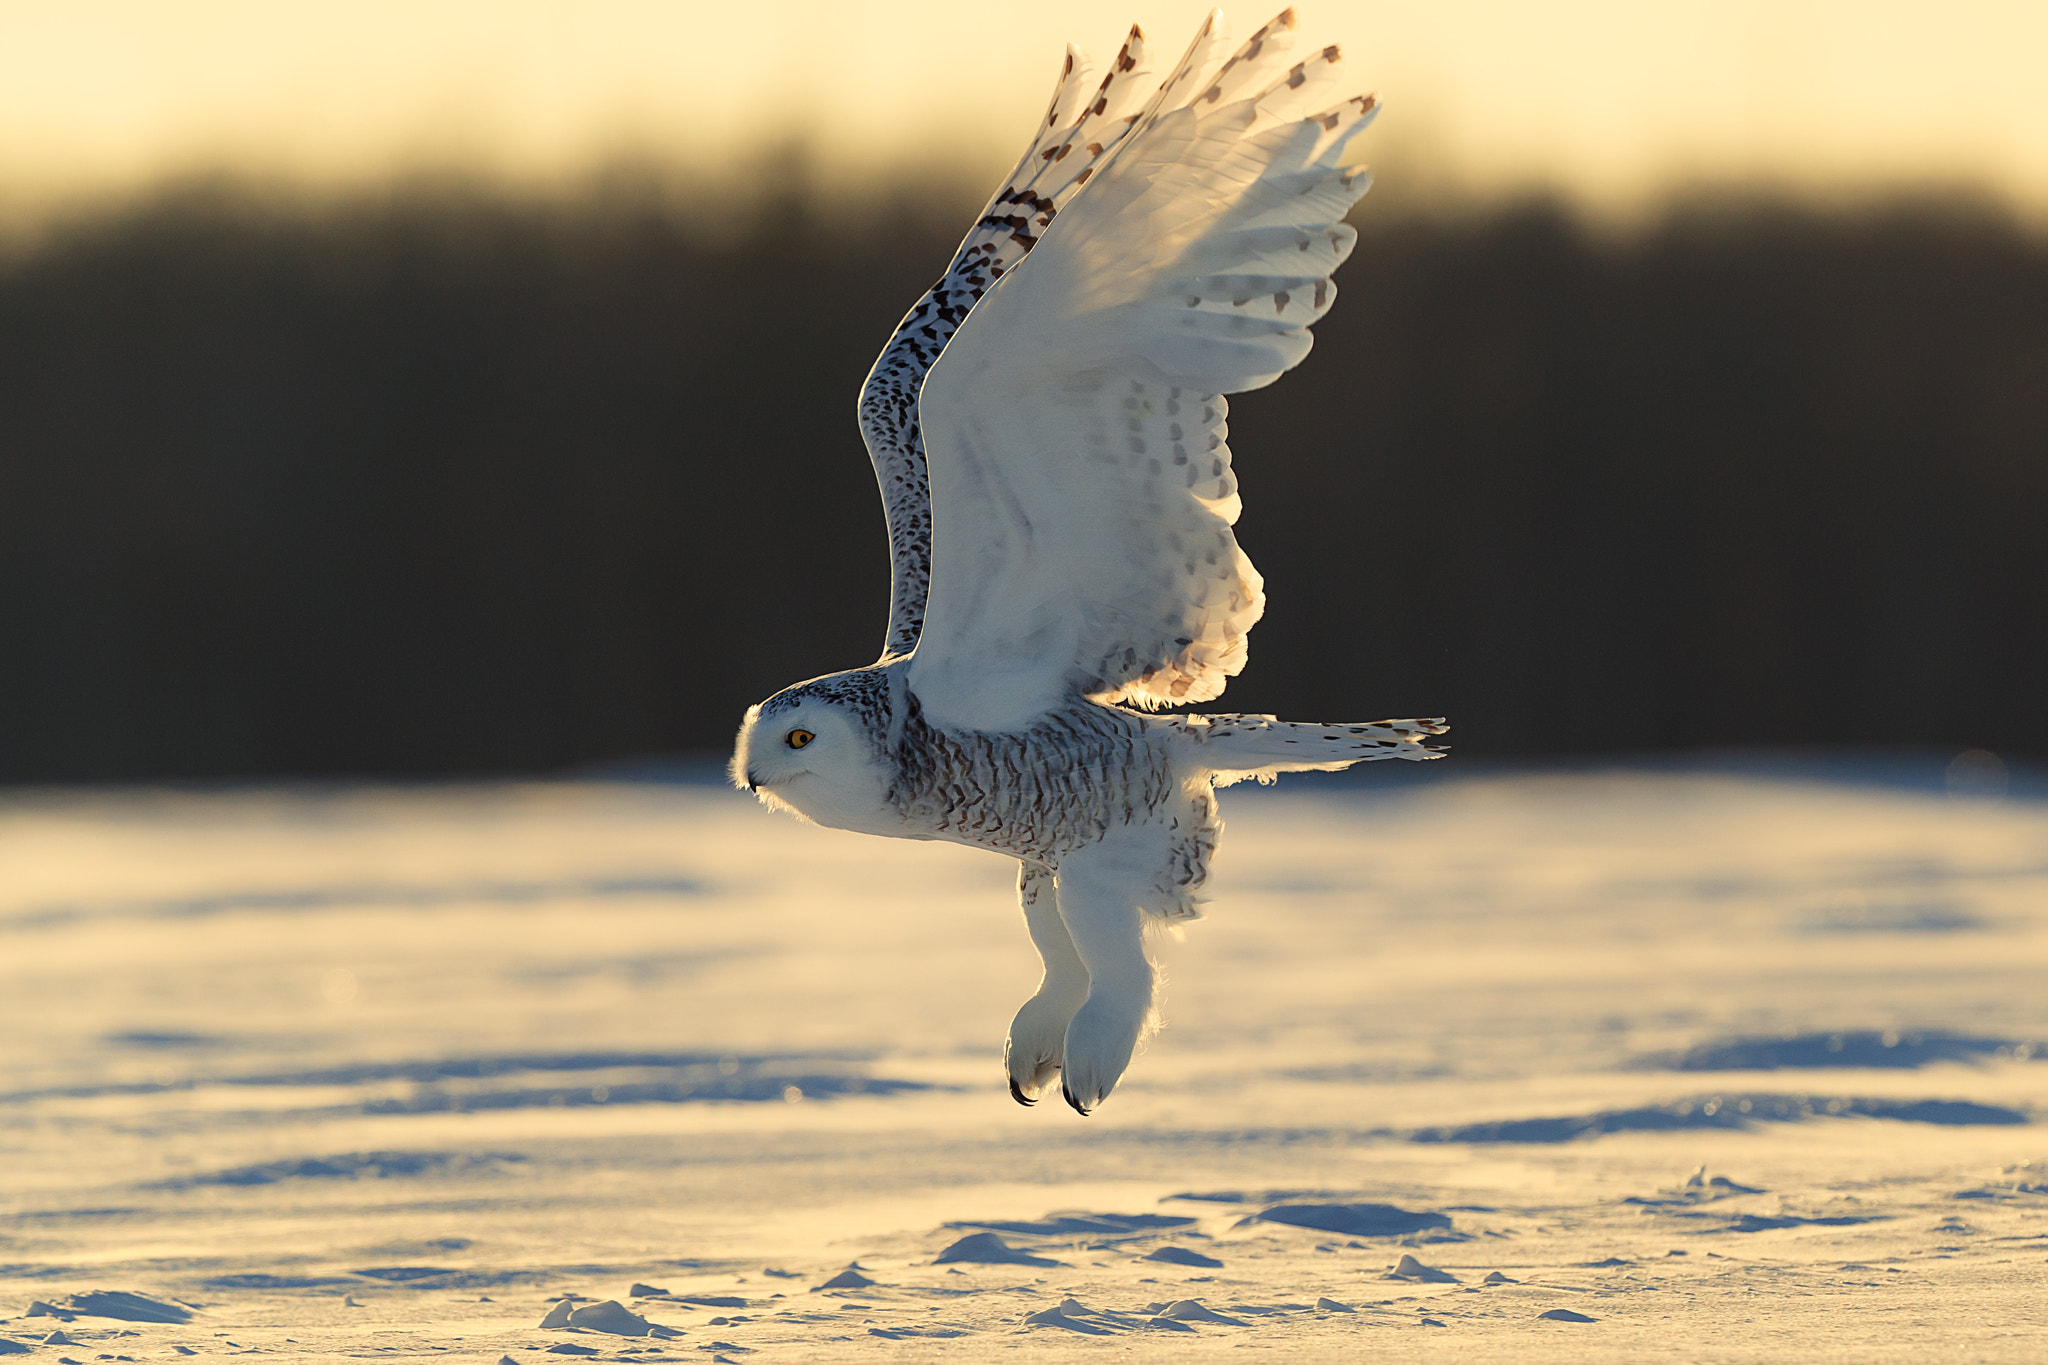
[{"xmin": 734, "ymin": 7, "xmax": 1444, "ymax": 1114}]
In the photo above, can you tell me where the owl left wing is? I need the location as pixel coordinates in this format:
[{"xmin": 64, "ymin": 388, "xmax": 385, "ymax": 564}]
[{"xmin": 907, "ymin": 12, "xmax": 1378, "ymax": 733}]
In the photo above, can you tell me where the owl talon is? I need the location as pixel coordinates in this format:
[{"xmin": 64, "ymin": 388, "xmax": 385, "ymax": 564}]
[
  {"xmin": 1062, "ymin": 1084, "xmax": 1091, "ymax": 1116},
  {"xmin": 1009, "ymin": 1077, "xmax": 1036, "ymax": 1106}
]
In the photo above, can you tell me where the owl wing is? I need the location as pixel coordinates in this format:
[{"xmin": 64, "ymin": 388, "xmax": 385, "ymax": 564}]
[
  {"xmin": 906, "ymin": 10, "xmax": 1379, "ymax": 733},
  {"xmin": 858, "ymin": 20, "xmax": 1184, "ymax": 660}
]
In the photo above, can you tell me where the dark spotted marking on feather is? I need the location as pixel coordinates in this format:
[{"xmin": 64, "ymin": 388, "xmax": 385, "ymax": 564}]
[{"xmin": 1200, "ymin": 9, "xmax": 1295, "ymax": 104}]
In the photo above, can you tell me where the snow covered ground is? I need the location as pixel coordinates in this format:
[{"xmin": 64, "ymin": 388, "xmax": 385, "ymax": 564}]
[{"xmin": 3, "ymin": 761, "xmax": 2045, "ymax": 1361}]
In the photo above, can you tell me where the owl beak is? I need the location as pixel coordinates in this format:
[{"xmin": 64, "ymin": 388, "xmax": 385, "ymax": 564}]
[{"xmin": 743, "ymin": 769, "xmax": 762, "ymax": 792}]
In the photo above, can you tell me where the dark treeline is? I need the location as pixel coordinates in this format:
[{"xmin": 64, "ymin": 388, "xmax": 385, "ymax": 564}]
[{"xmin": 1, "ymin": 180, "xmax": 2043, "ymax": 782}]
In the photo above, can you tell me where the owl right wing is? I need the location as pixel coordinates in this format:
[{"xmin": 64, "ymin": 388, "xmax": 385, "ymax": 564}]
[
  {"xmin": 857, "ymin": 15, "xmax": 1244, "ymax": 660},
  {"xmin": 906, "ymin": 10, "xmax": 1379, "ymax": 734}
]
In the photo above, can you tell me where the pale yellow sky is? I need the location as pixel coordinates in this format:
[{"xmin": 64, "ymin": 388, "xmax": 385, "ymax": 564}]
[{"xmin": 3, "ymin": 0, "xmax": 2047, "ymax": 223}]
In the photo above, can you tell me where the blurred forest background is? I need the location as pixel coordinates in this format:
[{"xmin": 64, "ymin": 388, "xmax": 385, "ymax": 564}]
[{"xmin": 2, "ymin": 168, "xmax": 2043, "ymax": 783}]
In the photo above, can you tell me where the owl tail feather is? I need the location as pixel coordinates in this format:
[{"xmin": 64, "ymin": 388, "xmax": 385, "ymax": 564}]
[{"xmin": 1187, "ymin": 713, "xmax": 1448, "ymax": 786}]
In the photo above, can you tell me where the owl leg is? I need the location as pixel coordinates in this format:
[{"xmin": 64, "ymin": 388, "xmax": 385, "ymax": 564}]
[
  {"xmin": 1005, "ymin": 859, "xmax": 1088, "ymax": 1105},
  {"xmin": 1050, "ymin": 838, "xmax": 1156, "ymax": 1115}
]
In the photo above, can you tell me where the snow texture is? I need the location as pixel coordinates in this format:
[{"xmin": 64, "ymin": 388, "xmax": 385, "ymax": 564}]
[{"xmin": 1, "ymin": 761, "xmax": 2045, "ymax": 1360}]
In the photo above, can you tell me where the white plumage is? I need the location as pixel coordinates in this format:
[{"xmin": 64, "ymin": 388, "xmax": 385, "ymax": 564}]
[{"xmin": 734, "ymin": 8, "xmax": 1444, "ymax": 1114}]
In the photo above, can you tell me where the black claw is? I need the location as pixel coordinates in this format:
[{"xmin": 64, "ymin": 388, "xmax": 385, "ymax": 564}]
[
  {"xmin": 1062, "ymin": 1084, "xmax": 1091, "ymax": 1117},
  {"xmin": 1009, "ymin": 1077, "xmax": 1036, "ymax": 1107}
]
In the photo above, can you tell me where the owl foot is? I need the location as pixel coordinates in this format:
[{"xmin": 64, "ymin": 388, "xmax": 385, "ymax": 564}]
[
  {"xmin": 1007, "ymin": 1023, "xmax": 1073, "ymax": 1113},
  {"xmin": 1057, "ymin": 993, "xmax": 1145, "ymax": 1115},
  {"xmin": 1008, "ymin": 858, "xmax": 1085, "ymax": 1106},
  {"xmin": 1005, "ymin": 984, "xmax": 1084, "ymax": 1105}
]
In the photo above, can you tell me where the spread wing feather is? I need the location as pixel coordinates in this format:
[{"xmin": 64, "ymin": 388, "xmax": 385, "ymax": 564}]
[
  {"xmin": 907, "ymin": 10, "xmax": 1378, "ymax": 732},
  {"xmin": 858, "ymin": 23, "xmax": 1166, "ymax": 660}
]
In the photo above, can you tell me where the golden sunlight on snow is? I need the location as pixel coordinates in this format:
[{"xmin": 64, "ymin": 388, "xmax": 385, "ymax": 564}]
[{"xmin": 2, "ymin": 766, "xmax": 2044, "ymax": 1358}]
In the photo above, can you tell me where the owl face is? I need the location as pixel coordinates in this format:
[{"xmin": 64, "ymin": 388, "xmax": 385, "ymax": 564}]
[{"xmin": 731, "ymin": 692, "xmax": 899, "ymax": 836}]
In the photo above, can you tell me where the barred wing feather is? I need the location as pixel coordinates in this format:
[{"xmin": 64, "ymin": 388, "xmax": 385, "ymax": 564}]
[{"xmin": 908, "ymin": 11, "xmax": 1378, "ymax": 733}]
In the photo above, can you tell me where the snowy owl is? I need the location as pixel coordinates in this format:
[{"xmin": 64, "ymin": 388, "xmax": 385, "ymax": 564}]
[{"xmin": 733, "ymin": 7, "xmax": 1445, "ymax": 1114}]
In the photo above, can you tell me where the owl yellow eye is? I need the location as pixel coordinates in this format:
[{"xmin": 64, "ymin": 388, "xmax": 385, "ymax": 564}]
[{"xmin": 786, "ymin": 728, "xmax": 815, "ymax": 750}]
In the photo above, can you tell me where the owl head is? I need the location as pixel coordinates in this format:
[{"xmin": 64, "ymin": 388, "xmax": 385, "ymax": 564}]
[{"xmin": 731, "ymin": 670, "xmax": 903, "ymax": 836}]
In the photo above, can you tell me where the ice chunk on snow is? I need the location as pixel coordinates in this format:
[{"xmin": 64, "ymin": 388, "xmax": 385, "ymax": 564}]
[
  {"xmin": 1158, "ymin": 1300, "xmax": 1247, "ymax": 1325},
  {"xmin": 813, "ymin": 1269, "xmax": 876, "ymax": 1290},
  {"xmin": 933, "ymin": 1232, "xmax": 1063, "ymax": 1267},
  {"xmin": 566, "ymin": 1300, "xmax": 655, "ymax": 1336},
  {"xmin": 1387, "ymin": 1253, "xmax": 1459, "ymax": 1283}
]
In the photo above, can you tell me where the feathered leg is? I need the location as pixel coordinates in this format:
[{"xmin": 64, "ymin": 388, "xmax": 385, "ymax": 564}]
[
  {"xmin": 1051, "ymin": 837, "xmax": 1156, "ymax": 1115},
  {"xmin": 1004, "ymin": 859, "xmax": 1089, "ymax": 1105}
]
